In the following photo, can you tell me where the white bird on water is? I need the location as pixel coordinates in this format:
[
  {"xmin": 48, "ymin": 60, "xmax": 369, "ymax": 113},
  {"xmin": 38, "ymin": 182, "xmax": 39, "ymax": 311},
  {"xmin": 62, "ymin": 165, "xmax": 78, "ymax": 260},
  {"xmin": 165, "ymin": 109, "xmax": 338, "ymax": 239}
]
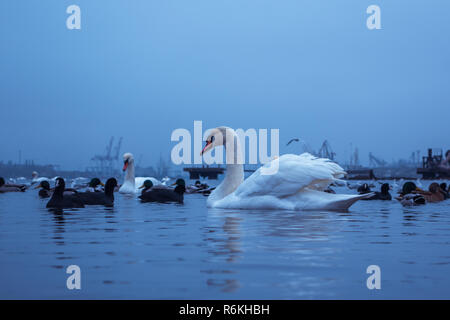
[
  {"xmin": 200, "ymin": 127, "xmax": 371, "ymax": 211},
  {"xmin": 119, "ymin": 153, "xmax": 159, "ymax": 194},
  {"xmin": 31, "ymin": 171, "xmax": 50, "ymax": 184}
]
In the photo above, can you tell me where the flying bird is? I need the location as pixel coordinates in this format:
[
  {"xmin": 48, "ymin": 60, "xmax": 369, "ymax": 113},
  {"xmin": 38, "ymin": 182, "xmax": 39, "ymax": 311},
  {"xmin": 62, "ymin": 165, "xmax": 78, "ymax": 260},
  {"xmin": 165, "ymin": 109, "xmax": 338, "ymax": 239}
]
[{"xmin": 286, "ymin": 138, "xmax": 299, "ymax": 146}]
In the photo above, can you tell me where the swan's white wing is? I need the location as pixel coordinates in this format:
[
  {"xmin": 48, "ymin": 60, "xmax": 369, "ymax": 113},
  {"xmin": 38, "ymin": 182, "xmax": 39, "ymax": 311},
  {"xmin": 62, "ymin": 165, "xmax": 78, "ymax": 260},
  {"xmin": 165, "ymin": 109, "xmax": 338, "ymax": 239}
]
[{"xmin": 234, "ymin": 153, "xmax": 345, "ymax": 198}]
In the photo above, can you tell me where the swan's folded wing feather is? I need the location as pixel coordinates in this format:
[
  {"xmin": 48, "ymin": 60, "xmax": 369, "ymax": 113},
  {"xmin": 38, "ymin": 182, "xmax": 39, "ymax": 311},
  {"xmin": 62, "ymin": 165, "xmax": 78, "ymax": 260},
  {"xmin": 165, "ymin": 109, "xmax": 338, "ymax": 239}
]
[{"xmin": 234, "ymin": 153, "xmax": 346, "ymax": 198}]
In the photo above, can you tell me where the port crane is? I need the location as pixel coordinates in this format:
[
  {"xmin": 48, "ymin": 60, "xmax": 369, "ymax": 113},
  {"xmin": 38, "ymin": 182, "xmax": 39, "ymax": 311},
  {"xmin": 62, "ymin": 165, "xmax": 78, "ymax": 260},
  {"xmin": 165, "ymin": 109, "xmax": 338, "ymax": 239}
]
[
  {"xmin": 317, "ymin": 140, "xmax": 336, "ymax": 161},
  {"xmin": 89, "ymin": 136, "xmax": 123, "ymax": 176},
  {"xmin": 369, "ymin": 152, "xmax": 387, "ymax": 167}
]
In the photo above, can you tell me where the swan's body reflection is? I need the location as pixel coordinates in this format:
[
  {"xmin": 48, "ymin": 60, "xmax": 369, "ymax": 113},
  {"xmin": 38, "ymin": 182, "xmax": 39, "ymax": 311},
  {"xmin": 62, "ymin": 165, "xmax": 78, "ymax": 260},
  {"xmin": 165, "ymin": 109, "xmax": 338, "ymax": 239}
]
[
  {"xmin": 202, "ymin": 208, "xmax": 347, "ymax": 295},
  {"xmin": 202, "ymin": 210, "xmax": 242, "ymax": 292}
]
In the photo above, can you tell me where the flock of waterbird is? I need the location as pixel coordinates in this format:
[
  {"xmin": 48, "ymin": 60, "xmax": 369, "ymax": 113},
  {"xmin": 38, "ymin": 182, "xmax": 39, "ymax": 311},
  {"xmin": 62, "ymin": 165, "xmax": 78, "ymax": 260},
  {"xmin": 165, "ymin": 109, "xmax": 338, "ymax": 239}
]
[
  {"xmin": 0, "ymin": 172, "xmax": 190, "ymax": 210},
  {"xmin": 1, "ymin": 127, "xmax": 449, "ymax": 211}
]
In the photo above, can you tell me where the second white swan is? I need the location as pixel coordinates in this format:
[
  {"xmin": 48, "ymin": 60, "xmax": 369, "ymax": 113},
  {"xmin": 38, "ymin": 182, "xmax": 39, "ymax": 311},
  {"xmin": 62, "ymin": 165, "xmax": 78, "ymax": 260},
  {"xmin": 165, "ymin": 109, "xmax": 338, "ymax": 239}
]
[{"xmin": 119, "ymin": 153, "xmax": 160, "ymax": 194}]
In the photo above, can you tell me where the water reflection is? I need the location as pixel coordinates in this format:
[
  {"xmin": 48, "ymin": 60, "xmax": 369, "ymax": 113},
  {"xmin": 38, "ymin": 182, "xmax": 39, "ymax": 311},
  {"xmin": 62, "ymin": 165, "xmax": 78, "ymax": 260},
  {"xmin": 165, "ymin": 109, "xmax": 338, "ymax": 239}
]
[
  {"xmin": 49, "ymin": 209, "xmax": 66, "ymax": 246},
  {"xmin": 402, "ymin": 208, "xmax": 421, "ymax": 226},
  {"xmin": 202, "ymin": 208, "xmax": 348, "ymax": 296},
  {"xmin": 203, "ymin": 210, "xmax": 243, "ymax": 292}
]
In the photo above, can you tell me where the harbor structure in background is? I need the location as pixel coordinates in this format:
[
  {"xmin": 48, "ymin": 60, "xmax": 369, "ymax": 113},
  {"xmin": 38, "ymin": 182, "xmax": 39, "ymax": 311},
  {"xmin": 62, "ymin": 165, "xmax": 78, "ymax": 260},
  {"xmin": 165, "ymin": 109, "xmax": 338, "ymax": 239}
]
[
  {"xmin": 417, "ymin": 148, "xmax": 450, "ymax": 179},
  {"xmin": 369, "ymin": 152, "xmax": 387, "ymax": 168},
  {"xmin": 183, "ymin": 166, "xmax": 225, "ymax": 180},
  {"xmin": 317, "ymin": 140, "xmax": 336, "ymax": 161},
  {"xmin": 86, "ymin": 137, "xmax": 122, "ymax": 177}
]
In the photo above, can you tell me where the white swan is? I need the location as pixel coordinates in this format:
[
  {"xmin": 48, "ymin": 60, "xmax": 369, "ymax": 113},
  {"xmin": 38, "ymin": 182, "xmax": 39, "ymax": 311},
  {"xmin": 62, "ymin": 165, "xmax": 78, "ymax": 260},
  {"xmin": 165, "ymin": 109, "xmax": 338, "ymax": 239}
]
[
  {"xmin": 31, "ymin": 171, "xmax": 50, "ymax": 184},
  {"xmin": 119, "ymin": 153, "xmax": 160, "ymax": 194},
  {"xmin": 201, "ymin": 127, "xmax": 371, "ymax": 211}
]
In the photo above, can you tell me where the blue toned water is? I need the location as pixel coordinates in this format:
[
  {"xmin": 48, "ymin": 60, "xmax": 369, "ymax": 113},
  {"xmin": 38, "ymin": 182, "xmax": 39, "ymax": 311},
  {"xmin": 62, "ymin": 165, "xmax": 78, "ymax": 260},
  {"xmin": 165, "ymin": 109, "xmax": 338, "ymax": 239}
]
[{"xmin": 0, "ymin": 181, "xmax": 449, "ymax": 299}]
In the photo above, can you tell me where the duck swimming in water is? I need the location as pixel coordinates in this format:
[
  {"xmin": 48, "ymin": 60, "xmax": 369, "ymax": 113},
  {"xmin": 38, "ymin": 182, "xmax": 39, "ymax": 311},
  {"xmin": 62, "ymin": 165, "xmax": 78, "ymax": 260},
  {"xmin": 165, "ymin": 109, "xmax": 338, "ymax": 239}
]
[
  {"xmin": 35, "ymin": 180, "xmax": 52, "ymax": 198},
  {"xmin": 0, "ymin": 177, "xmax": 27, "ymax": 193},
  {"xmin": 439, "ymin": 183, "xmax": 449, "ymax": 200},
  {"xmin": 46, "ymin": 178, "xmax": 85, "ymax": 209},
  {"xmin": 399, "ymin": 193, "xmax": 426, "ymax": 206},
  {"xmin": 139, "ymin": 178, "xmax": 186, "ymax": 203},
  {"xmin": 85, "ymin": 178, "xmax": 104, "ymax": 192},
  {"xmin": 400, "ymin": 182, "xmax": 421, "ymax": 196},
  {"xmin": 396, "ymin": 182, "xmax": 426, "ymax": 206},
  {"xmin": 139, "ymin": 179, "xmax": 155, "ymax": 195},
  {"xmin": 75, "ymin": 178, "xmax": 118, "ymax": 206},
  {"xmin": 35, "ymin": 180, "xmax": 79, "ymax": 198},
  {"xmin": 363, "ymin": 183, "xmax": 392, "ymax": 201},
  {"xmin": 421, "ymin": 183, "xmax": 445, "ymax": 203}
]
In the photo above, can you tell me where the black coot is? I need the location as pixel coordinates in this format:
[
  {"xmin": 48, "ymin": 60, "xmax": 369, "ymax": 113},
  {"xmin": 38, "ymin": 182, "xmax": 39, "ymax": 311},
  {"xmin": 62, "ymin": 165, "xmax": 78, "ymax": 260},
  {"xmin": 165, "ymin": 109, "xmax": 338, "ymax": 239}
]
[{"xmin": 46, "ymin": 178, "xmax": 85, "ymax": 209}]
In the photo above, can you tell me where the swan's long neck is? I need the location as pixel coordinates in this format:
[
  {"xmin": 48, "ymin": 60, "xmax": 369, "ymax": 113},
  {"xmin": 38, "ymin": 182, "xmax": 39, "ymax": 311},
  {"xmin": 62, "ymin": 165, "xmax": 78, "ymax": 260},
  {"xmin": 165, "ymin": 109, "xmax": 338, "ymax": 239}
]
[
  {"xmin": 221, "ymin": 163, "xmax": 244, "ymax": 193},
  {"xmin": 208, "ymin": 130, "xmax": 244, "ymax": 204},
  {"xmin": 125, "ymin": 161, "xmax": 135, "ymax": 186}
]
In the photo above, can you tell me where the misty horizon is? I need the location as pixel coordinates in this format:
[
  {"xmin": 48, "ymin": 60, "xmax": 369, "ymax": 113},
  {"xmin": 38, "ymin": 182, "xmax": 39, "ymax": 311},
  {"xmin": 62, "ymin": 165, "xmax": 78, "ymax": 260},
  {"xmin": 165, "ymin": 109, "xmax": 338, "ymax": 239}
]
[{"xmin": 1, "ymin": 131, "xmax": 444, "ymax": 171}]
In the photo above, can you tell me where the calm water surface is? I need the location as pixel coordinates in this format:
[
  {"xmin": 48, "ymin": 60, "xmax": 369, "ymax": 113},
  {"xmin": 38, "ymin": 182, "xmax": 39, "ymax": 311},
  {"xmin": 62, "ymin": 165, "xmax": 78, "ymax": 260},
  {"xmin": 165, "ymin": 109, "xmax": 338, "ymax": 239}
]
[{"xmin": 1, "ymin": 181, "xmax": 449, "ymax": 299}]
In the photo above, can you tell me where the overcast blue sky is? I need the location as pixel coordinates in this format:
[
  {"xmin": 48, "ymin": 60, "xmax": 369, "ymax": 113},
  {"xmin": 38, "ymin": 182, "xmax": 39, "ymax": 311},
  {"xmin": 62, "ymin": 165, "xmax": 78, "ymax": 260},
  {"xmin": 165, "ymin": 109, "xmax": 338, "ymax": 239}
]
[{"xmin": 1, "ymin": 1, "xmax": 449, "ymax": 170}]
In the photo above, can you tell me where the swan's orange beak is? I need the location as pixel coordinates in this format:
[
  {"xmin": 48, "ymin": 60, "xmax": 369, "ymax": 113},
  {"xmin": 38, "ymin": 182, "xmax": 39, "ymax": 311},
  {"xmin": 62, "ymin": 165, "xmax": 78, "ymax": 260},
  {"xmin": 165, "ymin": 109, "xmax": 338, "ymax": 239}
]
[
  {"xmin": 122, "ymin": 161, "xmax": 129, "ymax": 171},
  {"xmin": 201, "ymin": 140, "xmax": 213, "ymax": 156}
]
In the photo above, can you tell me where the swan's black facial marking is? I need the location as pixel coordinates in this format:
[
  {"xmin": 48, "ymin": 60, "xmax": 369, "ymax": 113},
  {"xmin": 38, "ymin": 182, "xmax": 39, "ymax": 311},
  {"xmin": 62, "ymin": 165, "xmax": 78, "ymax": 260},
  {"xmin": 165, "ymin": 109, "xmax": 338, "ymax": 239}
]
[
  {"xmin": 206, "ymin": 135, "xmax": 215, "ymax": 145},
  {"xmin": 202, "ymin": 134, "xmax": 217, "ymax": 155},
  {"xmin": 201, "ymin": 127, "xmax": 230, "ymax": 156},
  {"xmin": 123, "ymin": 159, "xmax": 129, "ymax": 171}
]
